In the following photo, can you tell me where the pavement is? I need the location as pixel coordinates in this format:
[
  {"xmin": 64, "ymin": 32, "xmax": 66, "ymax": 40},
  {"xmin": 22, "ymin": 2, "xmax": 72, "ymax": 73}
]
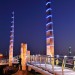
[
  {"xmin": 35, "ymin": 64, "xmax": 75, "ymax": 75},
  {"xmin": 27, "ymin": 63, "xmax": 75, "ymax": 75}
]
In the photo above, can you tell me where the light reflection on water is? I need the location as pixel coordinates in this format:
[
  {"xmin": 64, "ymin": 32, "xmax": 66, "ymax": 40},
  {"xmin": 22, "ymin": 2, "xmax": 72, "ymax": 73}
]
[
  {"xmin": 0, "ymin": 65, "xmax": 42, "ymax": 75},
  {"xmin": 27, "ymin": 71, "xmax": 42, "ymax": 75}
]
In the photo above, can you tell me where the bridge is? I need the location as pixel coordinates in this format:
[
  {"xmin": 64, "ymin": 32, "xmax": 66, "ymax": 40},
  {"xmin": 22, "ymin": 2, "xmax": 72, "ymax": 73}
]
[
  {"xmin": 1, "ymin": 55, "xmax": 75, "ymax": 75},
  {"xmin": 0, "ymin": 55, "xmax": 19, "ymax": 65},
  {"xmin": 27, "ymin": 55, "xmax": 75, "ymax": 75}
]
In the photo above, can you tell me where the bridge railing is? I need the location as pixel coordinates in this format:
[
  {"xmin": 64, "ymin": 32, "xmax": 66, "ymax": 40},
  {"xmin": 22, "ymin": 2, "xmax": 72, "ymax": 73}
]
[
  {"xmin": 0, "ymin": 55, "xmax": 19, "ymax": 65},
  {"xmin": 27, "ymin": 55, "xmax": 75, "ymax": 74}
]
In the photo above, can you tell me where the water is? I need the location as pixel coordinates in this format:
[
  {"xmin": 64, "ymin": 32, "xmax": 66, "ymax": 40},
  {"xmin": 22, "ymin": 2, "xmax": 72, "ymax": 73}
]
[
  {"xmin": 28, "ymin": 71, "xmax": 41, "ymax": 75},
  {"xmin": 27, "ymin": 70, "xmax": 42, "ymax": 75},
  {"xmin": 0, "ymin": 65, "xmax": 42, "ymax": 75},
  {"xmin": 0, "ymin": 66, "xmax": 42, "ymax": 75},
  {"xmin": 0, "ymin": 65, "xmax": 6, "ymax": 75},
  {"xmin": 0, "ymin": 69, "xmax": 41, "ymax": 75}
]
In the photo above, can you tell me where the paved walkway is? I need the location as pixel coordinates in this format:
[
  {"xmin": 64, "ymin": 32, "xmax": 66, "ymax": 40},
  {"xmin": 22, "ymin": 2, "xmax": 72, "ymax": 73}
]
[
  {"xmin": 38, "ymin": 64, "xmax": 75, "ymax": 75},
  {"xmin": 27, "ymin": 63, "xmax": 75, "ymax": 75},
  {"xmin": 12, "ymin": 63, "xmax": 75, "ymax": 75}
]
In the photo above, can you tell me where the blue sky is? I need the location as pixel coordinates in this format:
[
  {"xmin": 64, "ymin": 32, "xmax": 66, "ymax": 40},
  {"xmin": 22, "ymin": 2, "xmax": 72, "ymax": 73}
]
[{"xmin": 0, "ymin": 0, "xmax": 75, "ymax": 56}]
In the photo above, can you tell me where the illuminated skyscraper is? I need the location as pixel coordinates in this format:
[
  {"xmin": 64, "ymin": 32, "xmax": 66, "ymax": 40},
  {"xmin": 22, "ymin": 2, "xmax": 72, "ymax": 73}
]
[
  {"xmin": 46, "ymin": 0, "xmax": 54, "ymax": 56},
  {"xmin": 9, "ymin": 11, "xmax": 14, "ymax": 66}
]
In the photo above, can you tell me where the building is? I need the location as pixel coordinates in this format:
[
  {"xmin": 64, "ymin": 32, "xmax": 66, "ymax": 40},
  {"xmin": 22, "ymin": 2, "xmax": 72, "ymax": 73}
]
[
  {"xmin": 0, "ymin": 53, "xmax": 3, "ymax": 58},
  {"xmin": 46, "ymin": 0, "xmax": 54, "ymax": 57}
]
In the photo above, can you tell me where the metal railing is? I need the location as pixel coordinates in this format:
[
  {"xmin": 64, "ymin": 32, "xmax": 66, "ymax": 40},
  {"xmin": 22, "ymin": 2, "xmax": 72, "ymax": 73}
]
[{"xmin": 27, "ymin": 55, "xmax": 75, "ymax": 75}]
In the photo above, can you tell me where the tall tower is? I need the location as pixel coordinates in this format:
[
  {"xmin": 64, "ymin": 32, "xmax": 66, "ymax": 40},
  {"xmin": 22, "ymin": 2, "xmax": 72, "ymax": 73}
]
[
  {"xmin": 21, "ymin": 43, "xmax": 27, "ymax": 70},
  {"xmin": 46, "ymin": 0, "xmax": 54, "ymax": 57},
  {"xmin": 9, "ymin": 11, "xmax": 14, "ymax": 66}
]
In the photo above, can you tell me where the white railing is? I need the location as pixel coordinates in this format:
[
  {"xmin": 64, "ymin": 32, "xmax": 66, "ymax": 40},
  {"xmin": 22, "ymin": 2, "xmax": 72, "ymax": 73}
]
[{"xmin": 27, "ymin": 55, "xmax": 75, "ymax": 75}]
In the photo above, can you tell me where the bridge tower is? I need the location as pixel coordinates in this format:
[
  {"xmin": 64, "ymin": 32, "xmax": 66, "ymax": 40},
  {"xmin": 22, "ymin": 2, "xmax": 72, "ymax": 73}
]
[
  {"xmin": 21, "ymin": 43, "xmax": 27, "ymax": 70},
  {"xmin": 46, "ymin": 0, "xmax": 54, "ymax": 57},
  {"xmin": 9, "ymin": 11, "xmax": 14, "ymax": 66}
]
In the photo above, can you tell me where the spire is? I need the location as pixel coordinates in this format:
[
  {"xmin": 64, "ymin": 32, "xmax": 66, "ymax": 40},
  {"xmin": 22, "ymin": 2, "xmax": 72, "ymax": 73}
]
[
  {"xmin": 9, "ymin": 11, "xmax": 14, "ymax": 66},
  {"xmin": 46, "ymin": 0, "xmax": 54, "ymax": 56}
]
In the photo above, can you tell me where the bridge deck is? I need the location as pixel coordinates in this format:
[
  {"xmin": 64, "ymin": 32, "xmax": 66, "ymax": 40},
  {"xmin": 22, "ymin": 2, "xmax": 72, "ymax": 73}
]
[{"xmin": 27, "ymin": 62, "xmax": 75, "ymax": 75}]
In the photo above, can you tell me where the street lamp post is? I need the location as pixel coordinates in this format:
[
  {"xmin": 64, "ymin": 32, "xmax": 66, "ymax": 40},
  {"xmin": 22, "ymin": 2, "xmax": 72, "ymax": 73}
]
[
  {"xmin": 64, "ymin": 55, "xmax": 67, "ymax": 68},
  {"xmin": 56, "ymin": 55, "xmax": 59, "ymax": 65},
  {"xmin": 62, "ymin": 55, "xmax": 67, "ymax": 74},
  {"xmin": 69, "ymin": 46, "xmax": 71, "ymax": 56}
]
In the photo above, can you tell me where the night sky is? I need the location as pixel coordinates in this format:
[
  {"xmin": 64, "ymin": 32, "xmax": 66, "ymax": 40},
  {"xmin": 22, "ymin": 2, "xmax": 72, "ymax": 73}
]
[{"xmin": 0, "ymin": 0, "xmax": 75, "ymax": 56}]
